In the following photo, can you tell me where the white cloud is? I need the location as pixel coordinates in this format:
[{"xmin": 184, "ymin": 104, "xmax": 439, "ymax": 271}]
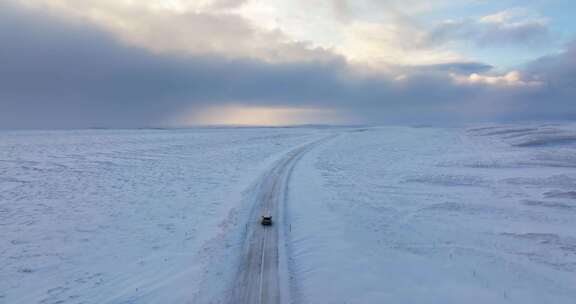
[
  {"xmin": 14, "ymin": 0, "xmax": 485, "ymax": 68},
  {"xmin": 479, "ymin": 8, "xmax": 545, "ymax": 25},
  {"xmin": 16, "ymin": 0, "xmax": 336, "ymax": 63},
  {"xmin": 237, "ymin": 0, "xmax": 473, "ymax": 67},
  {"xmin": 338, "ymin": 21, "xmax": 464, "ymax": 67},
  {"xmin": 425, "ymin": 8, "xmax": 553, "ymax": 48},
  {"xmin": 14, "ymin": 0, "xmax": 556, "ymax": 78},
  {"xmin": 452, "ymin": 70, "xmax": 542, "ymax": 87}
]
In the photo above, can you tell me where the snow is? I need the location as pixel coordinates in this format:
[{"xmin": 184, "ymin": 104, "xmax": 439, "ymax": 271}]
[
  {"xmin": 0, "ymin": 128, "xmax": 327, "ymax": 303},
  {"xmin": 288, "ymin": 124, "xmax": 576, "ymax": 304},
  {"xmin": 2, "ymin": 124, "xmax": 576, "ymax": 303}
]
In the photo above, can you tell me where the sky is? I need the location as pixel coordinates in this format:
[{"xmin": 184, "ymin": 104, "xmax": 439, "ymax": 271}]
[{"xmin": 1, "ymin": 0, "xmax": 575, "ymax": 128}]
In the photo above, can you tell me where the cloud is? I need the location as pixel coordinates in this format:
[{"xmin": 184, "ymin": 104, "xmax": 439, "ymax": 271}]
[
  {"xmin": 208, "ymin": 0, "xmax": 248, "ymax": 10},
  {"xmin": 1, "ymin": 1, "xmax": 576, "ymax": 129},
  {"xmin": 453, "ymin": 42, "xmax": 576, "ymax": 121},
  {"xmin": 323, "ymin": 0, "xmax": 470, "ymax": 20},
  {"xmin": 0, "ymin": 2, "xmax": 475, "ymax": 128},
  {"xmin": 337, "ymin": 21, "xmax": 464, "ymax": 66},
  {"xmin": 425, "ymin": 9, "xmax": 554, "ymax": 48},
  {"xmin": 16, "ymin": 0, "xmax": 536, "ymax": 70},
  {"xmin": 235, "ymin": 0, "xmax": 476, "ymax": 67},
  {"xmin": 16, "ymin": 0, "xmax": 335, "ymax": 63},
  {"xmin": 509, "ymin": 41, "xmax": 576, "ymax": 120},
  {"xmin": 453, "ymin": 71, "xmax": 541, "ymax": 87},
  {"xmin": 418, "ymin": 62, "xmax": 493, "ymax": 74},
  {"xmin": 526, "ymin": 41, "xmax": 576, "ymax": 88}
]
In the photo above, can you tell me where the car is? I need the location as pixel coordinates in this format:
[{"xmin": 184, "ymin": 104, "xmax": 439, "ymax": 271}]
[{"xmin": 261, "ymin": 215, "xmax": 272, "ymax": 226}]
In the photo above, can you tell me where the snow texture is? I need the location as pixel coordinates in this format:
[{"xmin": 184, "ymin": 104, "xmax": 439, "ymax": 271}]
[
  {"xmin": 2, "ymin": 124, "xmax": 576, "ymax": 303},
  {"xmin": 288, "ymin": 124, "xmax": 576, "ymax": 304},
  {"xmin": 0, "ymin": 128, "xmax": 326, "ymax": 303}
]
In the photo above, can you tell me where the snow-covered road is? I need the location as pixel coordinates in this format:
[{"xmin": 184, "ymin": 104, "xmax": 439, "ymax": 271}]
[{"xmin": 230, "ymin": 134, "xmax": 336, "ymax": 304}]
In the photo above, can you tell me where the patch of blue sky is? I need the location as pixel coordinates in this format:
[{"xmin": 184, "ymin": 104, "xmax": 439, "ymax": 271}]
[{"xmin": 417, "ymin": 0, "xmax": 575, "ymax": 69}]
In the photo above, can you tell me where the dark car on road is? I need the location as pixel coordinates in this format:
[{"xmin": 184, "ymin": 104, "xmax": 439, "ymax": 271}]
[{"xmin": 261, "ymin": 215, "xmax": 272, "ymax": 226}]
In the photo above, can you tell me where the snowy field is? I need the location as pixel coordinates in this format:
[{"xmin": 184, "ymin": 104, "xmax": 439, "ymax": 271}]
[
  {"xmin": 1, "ymin": 125, "xmax": 576, "ymax": 303},
  {"xmin": 0, "ymin": 128, "xmax": 329, "ymax": 303},
  {"xmin": 289, "ymin": 124, "xmax": 576, "ymax": 304}
]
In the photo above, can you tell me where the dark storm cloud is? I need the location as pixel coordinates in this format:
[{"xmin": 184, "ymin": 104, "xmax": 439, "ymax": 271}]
[
  {"xmin": 0, "ymin": 2, "xmax": 575, "ymax": 128},
  {"xmin": 446, "ymin": 41, "xmax": 576, "ymax": 122},
  {"xmin": 0, "ymin": 2, "xmax": 477, "ymax": 128},
  {"xmin": 526, "ymin": 41, "xmax": 576, "ymax": 88},
  {"xmin": 503, "ymin": 41, "xmax": 576, "ymax": 121}
]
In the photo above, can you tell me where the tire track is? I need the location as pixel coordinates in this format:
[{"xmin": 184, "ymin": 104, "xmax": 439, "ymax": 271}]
[{"xmin": 229, "ymin": 135, "xmax": 335, "ymax": 304}]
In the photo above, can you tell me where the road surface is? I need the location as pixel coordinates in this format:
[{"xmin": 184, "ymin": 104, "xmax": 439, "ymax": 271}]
[{"xmin": 229, "ymin": 135, "xmax": 334, "ymax": 304}]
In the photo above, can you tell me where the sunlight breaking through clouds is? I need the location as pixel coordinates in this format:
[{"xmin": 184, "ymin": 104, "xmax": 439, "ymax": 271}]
[
  {"xmin": 175, "ymin": 105, "xmax": 351, "ymax": 126},
  {"xmin": 13, "ymin": 0, "xmax": 566, "ymax": 70},
  {"xmin": 1, "ymin": 0, "xmax": 576, "ymax": 128}
]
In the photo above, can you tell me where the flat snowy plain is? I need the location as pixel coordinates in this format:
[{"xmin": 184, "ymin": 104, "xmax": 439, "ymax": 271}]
[{"xmin": 1, "ymin": 124, "xmax": 576, "ymax": 303}]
